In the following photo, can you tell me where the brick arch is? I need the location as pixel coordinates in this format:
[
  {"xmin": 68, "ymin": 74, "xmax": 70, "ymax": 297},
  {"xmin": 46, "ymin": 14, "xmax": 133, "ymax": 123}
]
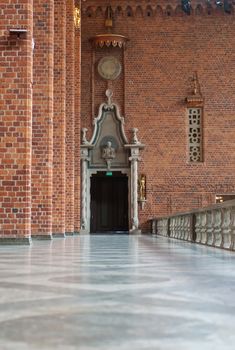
[
  {"xmin": 206, "ymin": 3, "xmax": 214, "ymax": 15},
  {"xmin": 125, "ymin": 6, "xmax": 134, "ymax": 17},
  {"xmin": 165, "ymin": 5, "xmax": 173, "ymax": 16},
  {"xmin": 175, "ymin": 4, "xmax": 184, "ymax": 16},
  {"xmin": 230, "ymin": 4, "xmax": 234, "ymax": 14},
  {"xmin": 95, "ymin": 6, "xmax": 104, "ymax": 18},
  {"xmin": 114, "ymin": 6, "xmax": 123, "ymax": 18},
  {"xmin": 135, "ymin": 5, "xmax": 143, "ymax": 18},
  {"xmin": 155, "ymin": 5, "xmax": 163, "ymax": 16},
  {"xmin": 145, "ymin": 5, "xmax": 154, "ymax": 17},
  {"xmin": 85, "ymin": 6, "xmax": 94, "ymax": 18},
  {"xmin": 195, "ymin": 4, "xmax": 204, "ymax": 16}
]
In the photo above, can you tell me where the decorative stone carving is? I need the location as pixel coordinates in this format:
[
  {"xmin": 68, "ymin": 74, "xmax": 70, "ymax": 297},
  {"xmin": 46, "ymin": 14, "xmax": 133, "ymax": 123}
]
[
  {"xmin": 188, "ymin": 108, "xmax": 202, "ymax": 162},
  {"xmin": 90, "ymin": 34, "xmax": 129, "ymax": 49},
  {"xmin": 186, "ymin": 71, "xmax": 204, "ymax": 107},
  {"xmin": 131, "ymin": 128, "xmax": 140, "ymax": 144},
  {"xmin": 102, "ymin": 141, "xmax": 116, "ymax": 170},
  {"xmin": 98, "ymin": 56, "xmax": 122, "ymax": 80},
  {"xmin": 82, "ymin": 128, "xmax": 89, "ymax": 145},
  {"xmin": 106, "ymin": 89, "xmax": 114, "ymax": 109}
]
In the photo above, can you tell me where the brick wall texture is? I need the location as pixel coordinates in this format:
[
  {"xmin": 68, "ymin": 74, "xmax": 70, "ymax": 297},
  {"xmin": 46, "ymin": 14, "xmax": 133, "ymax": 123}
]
[
  {"xmin": 1, "ymin": 0, "xmax": 235, "ymax": 239},
  {"xmin": 81, "ymin": 0, "xmax": 235, "ymax": 232}
]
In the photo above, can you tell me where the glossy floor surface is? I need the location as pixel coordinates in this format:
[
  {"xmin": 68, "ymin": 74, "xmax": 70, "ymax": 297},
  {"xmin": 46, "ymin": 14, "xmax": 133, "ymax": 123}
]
[{"xmin": 0, "ymin": 235, "xmax": 235, "ymax": 350}]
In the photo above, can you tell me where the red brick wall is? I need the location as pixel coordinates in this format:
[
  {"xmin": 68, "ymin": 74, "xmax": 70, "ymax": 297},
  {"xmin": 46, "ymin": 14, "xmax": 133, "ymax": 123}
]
[
  {"xmin": 53, "ymin": 0, "xmax": 66, "ymax": 236},
  {"xmin": 0, "ymin": 0, "xmax": 33, "ymax": 241},
  {"xmin": 81, "ymin": 0, "xmax": 235, "ymax": 231},
  {"xmin": 32, "ymin": 0, "xmax": 54, "ymax": 237}
]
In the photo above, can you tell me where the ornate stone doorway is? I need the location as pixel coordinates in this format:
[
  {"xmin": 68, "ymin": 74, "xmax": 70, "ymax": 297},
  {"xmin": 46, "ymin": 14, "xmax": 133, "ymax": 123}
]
[
  {"xmin": 90, "ymin": 172, "xmax": 128, "ymax": 233},
  {"xmin": 80, "ymin": 90, "xmax": 144, "ymax": 234}
]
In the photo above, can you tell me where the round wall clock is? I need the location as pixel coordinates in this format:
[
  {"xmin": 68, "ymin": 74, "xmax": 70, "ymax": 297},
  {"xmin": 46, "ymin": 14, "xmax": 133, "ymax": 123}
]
[{"xmin": 97, "ymin": 56, "xmax": 122, "ymax": 80}]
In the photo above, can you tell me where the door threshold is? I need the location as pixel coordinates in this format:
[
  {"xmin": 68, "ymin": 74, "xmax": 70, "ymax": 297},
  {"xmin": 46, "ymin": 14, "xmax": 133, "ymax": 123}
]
[{"xmin": 90, "ymin": 231, "xmax": 129, "ymax": 235}]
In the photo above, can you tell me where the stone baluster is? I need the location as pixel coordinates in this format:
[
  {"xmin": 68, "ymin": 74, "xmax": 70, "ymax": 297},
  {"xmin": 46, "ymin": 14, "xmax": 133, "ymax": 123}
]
[
  {"xmin": 181, "ymin": 216, "xmax": 185, "ymax": 240},
  {"xmin": 157, "ymin": 220, "xmax": 160, "ymax": 235},
  {"xmin": 185, "ymin": 215, "xmax": 190, "ymax": 241},
  {"xmin": 173, "ymin": 217, "xmax": 177, "ymax": 238},
  {"xmin": 164, "ymin": 218, "xmax": 168, "ymax": 236},
  {"xmin": 213, "ymin": 209, "xmax": 223, "ymax": 247},
  {"xmin": 195, "ymin": 213, "xmax": 201, "ymax": 243},
  {"xmin": 205, "ymin": 211, "xmax": 213, "ymax": 246},
  {"xmin": 180, "ymin": 217, "xmax": 183, "ymax": 239},
  {"xmin": 152, "ymin": 219, "xmax": 157, "ymax": 235},
  {"xmin": 177, "ymin": 216, "xmax": 181, "ymax": 239},
  {"xmin": 230, "ymin": 207, "xmax": 235, "ymax": 250},
  {"xmin": 170, "ymin": 218, "xmax": 174, "ymax": 238},
  {"xmin": 189, "ymin": 214, "xmax": 194, "ymax": 242},
  {"xmin": 201, "ymin": 212, "xmax": 207, "ymax": 244},
  {"xmin": 221, "ymin": 207, "xmax": 232, "ymax": 249},
  {"xmin": 172, "ymin": 217, "xmax": 177, "ymax": 238},
  {"xmin": 169, "ymin": 218, "xmax": 173, "ymax": 237}
]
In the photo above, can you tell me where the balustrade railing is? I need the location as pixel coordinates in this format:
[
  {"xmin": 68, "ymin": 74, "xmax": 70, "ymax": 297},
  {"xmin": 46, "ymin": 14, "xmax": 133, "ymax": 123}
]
[{"xmin": 151, "ymin": 200, "xmax": 235, "ymax": 251}]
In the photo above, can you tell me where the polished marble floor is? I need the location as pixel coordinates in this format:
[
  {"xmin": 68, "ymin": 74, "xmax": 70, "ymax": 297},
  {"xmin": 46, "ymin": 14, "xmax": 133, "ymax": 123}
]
[{"xmin": 0, "ymin": 235, "xmax": 235, "ymax": 350}]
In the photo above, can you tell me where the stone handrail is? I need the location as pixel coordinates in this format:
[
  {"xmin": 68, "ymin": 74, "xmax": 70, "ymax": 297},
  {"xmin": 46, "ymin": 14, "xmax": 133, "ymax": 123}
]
[{"xmin": 151, "ymin": 199, "xmax": 235, "ymax": 251}]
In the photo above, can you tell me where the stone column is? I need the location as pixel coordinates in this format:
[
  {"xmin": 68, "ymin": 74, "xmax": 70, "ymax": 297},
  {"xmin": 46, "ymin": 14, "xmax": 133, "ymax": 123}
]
[
  {"xmin": 80, "ymin": 147, "xmax": 90, "ymax": 234},
  {"xmin": 125, "ymin": 128, "xmax": 144, "ymax": 235},
  {"xmin": 129, "ymin": 147, "xmax": 141, "ymax": 234}
]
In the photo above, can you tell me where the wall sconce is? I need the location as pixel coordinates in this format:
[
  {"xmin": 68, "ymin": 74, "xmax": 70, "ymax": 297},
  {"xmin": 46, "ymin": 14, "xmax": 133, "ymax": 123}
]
[
  {"xmin": 74, "ymin": 7, "xmax": 81, "ymax": 29},
  {"xmin": 138, "ymin": 174, "xmax": 147, "ymax": 209}
]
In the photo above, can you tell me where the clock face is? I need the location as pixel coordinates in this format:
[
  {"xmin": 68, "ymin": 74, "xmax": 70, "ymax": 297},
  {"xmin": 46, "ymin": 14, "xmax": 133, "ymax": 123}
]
[{"xmin": 97, "ymin": 56, "xmax": 122, "ymax": 80}]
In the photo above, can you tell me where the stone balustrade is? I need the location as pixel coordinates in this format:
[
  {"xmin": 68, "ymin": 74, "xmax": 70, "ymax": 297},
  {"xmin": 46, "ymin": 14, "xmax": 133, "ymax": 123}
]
[{"xmin": 151, "ymin": 200, "xmax": 235, "ymax": 251}]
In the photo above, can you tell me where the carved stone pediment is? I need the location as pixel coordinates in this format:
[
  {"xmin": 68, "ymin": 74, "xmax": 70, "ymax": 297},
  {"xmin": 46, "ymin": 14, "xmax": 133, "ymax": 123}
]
[{"xmin": 87, "ymin": 89, "xmax": 129, "ymax": 169}]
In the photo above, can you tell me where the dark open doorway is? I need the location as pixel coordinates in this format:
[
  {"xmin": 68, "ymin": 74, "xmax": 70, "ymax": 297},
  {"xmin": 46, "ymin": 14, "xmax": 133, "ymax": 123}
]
[{"xmin": 90, "ymin": 172, "xmax": 129, "ymax": 233}]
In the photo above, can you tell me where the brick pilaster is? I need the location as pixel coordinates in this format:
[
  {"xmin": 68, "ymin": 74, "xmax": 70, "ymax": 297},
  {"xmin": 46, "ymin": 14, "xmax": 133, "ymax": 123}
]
[
  {"xmin": 52, "ymin": 0, "xmax": 66, "ymax": 237},
  {"xmin": 32, "ymin": 0, "xmax": 54, "ymax": 239},
  {"xmin": 74, "ymin": 1, "xmax": 81, "ymax": 233},
  {"xmin": 65, "ymin": 0, "xmax": 75, "ymax": 235},
  {"xmin": 0, "ymin": 1, "xmax": 33, "ymax": 244}
]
